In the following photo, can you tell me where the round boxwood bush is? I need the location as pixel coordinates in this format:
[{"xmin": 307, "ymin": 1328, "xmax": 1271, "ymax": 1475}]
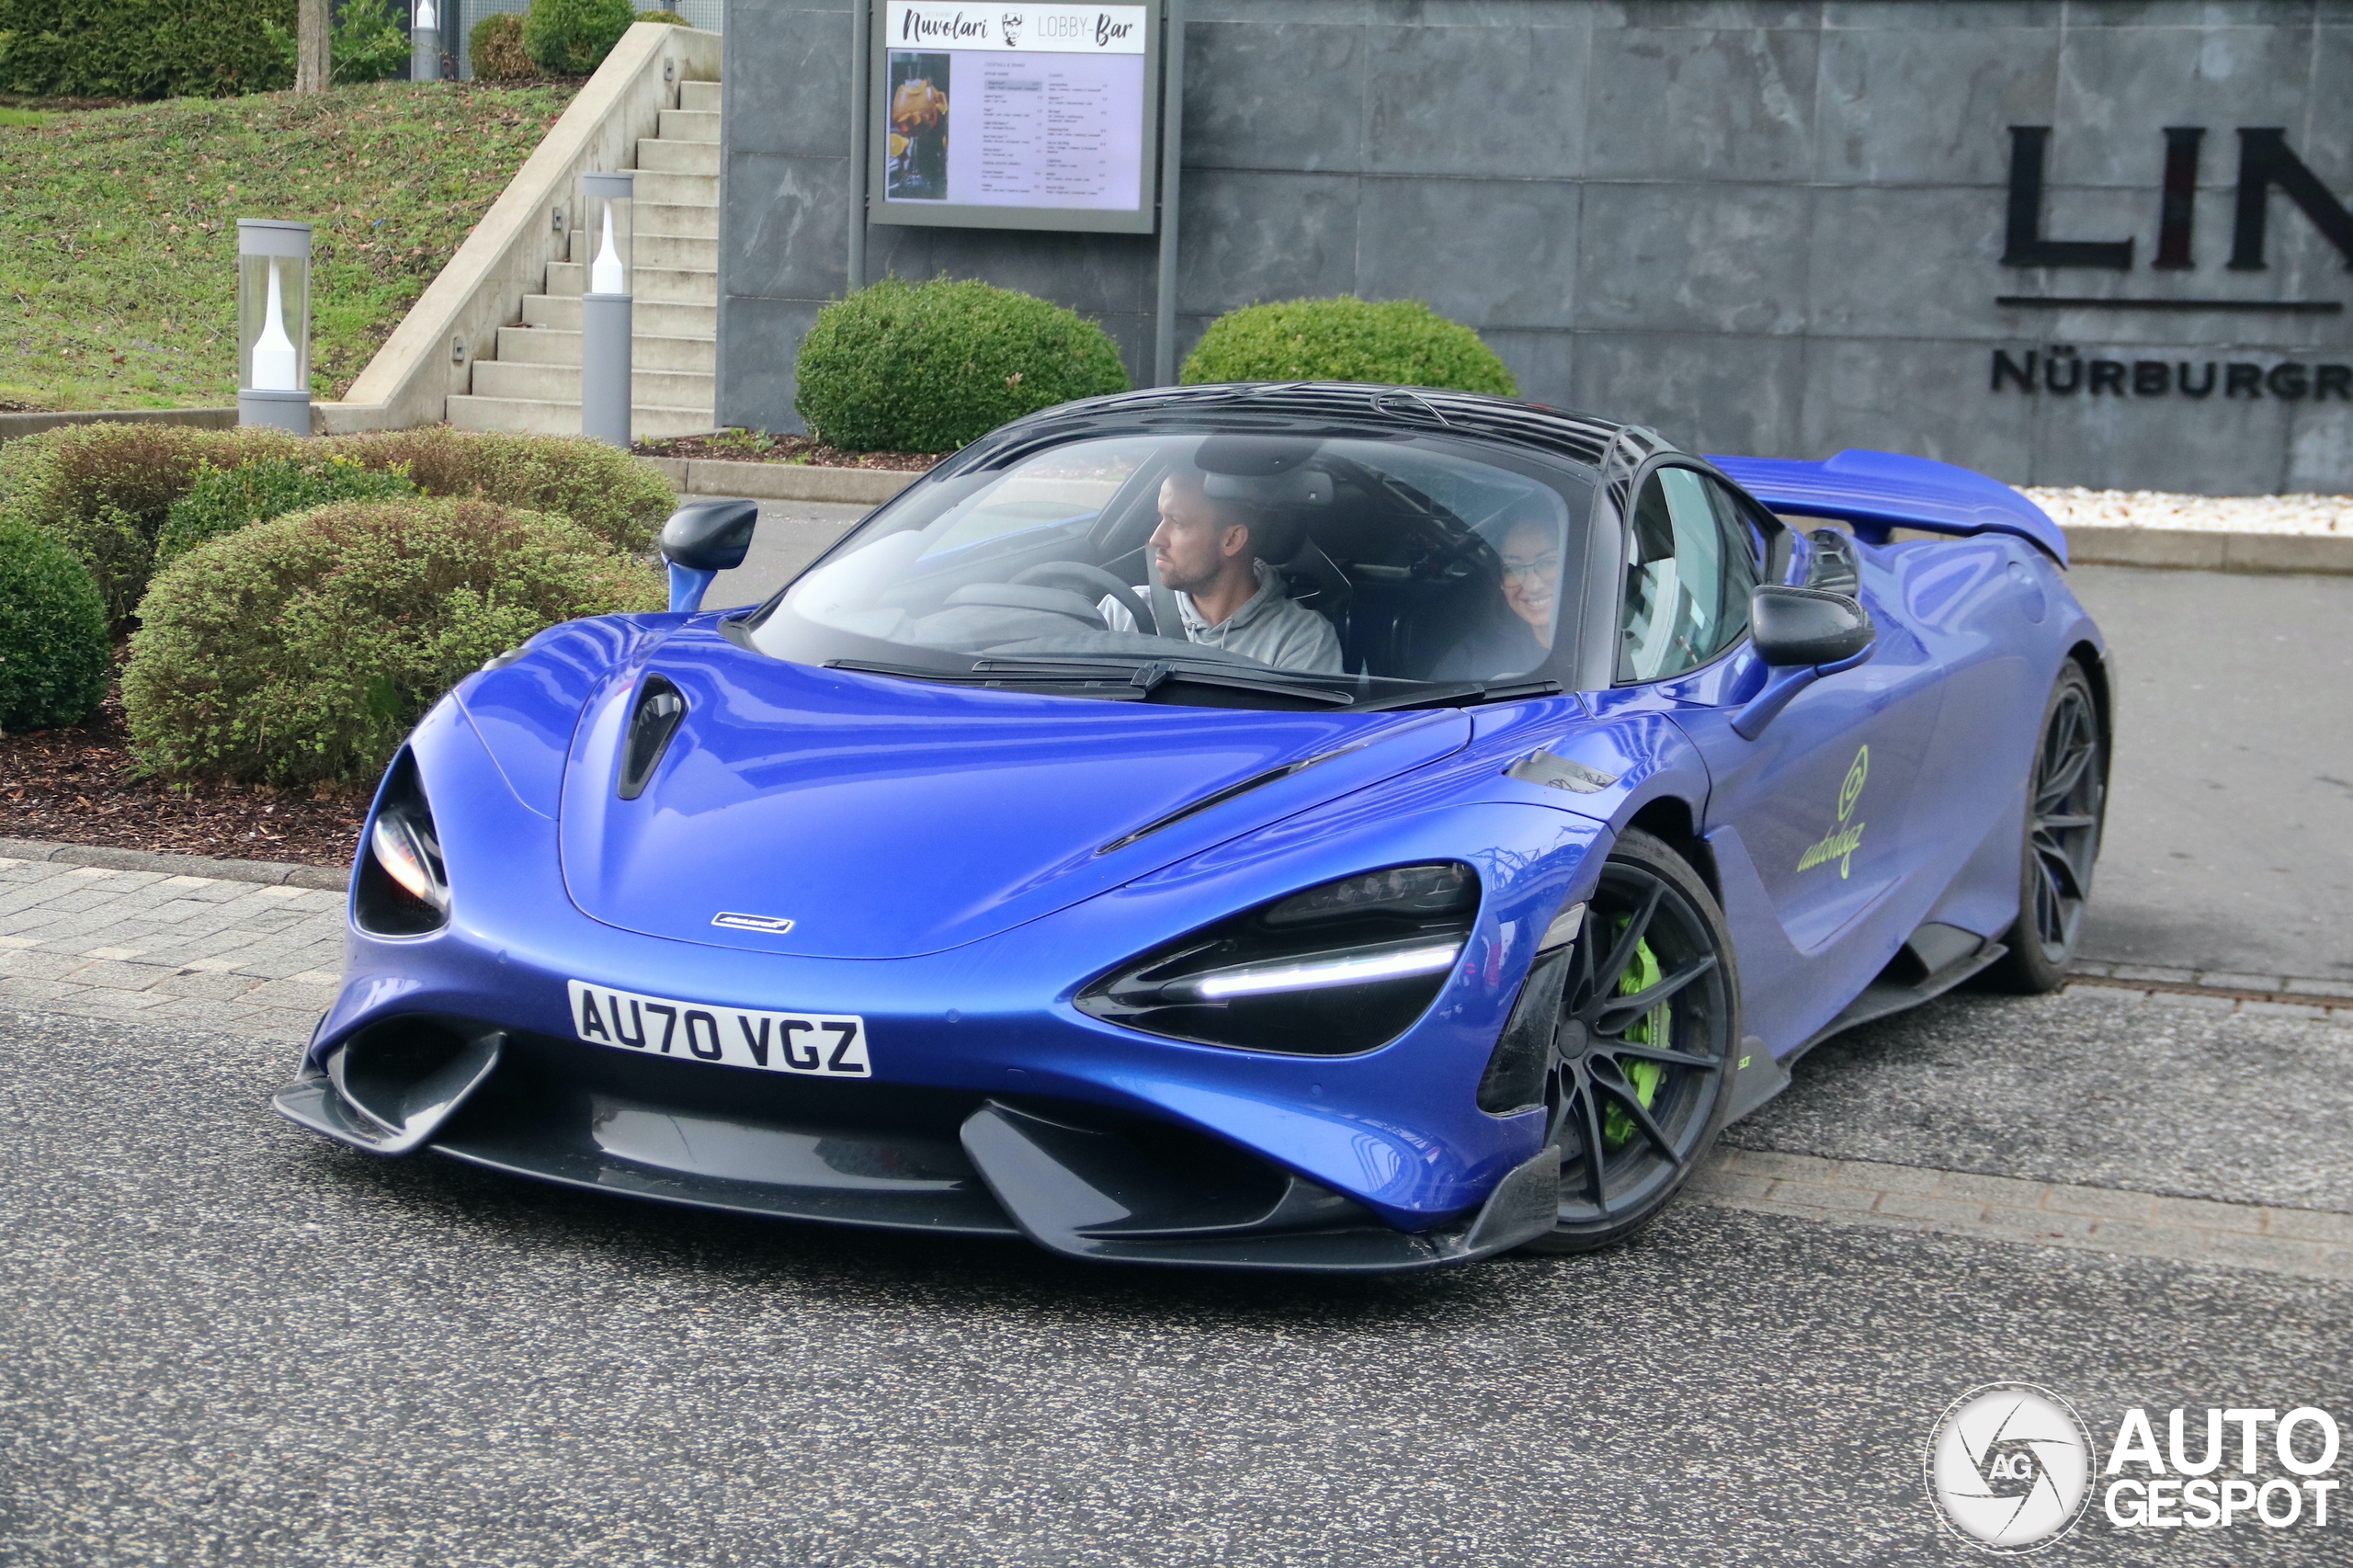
[
  {"xmin": 0, "ymin": 513, "xmax": 110, "ymax": 733},
  {"xmin": 795, "ymin": 277, "xmax": 1132, "ymax": 453},
  {"xmin": 469, "ymin": 12, "xmax": 539, "ymax": 79},
  {"xmin": 523, "ymin": 0, "xmax": 635, "ymax": 74},
  {"xmin": 123, "ymin": 497, "xmax": 665, "ymax": 787},
  {"xmin": 1180, "ymin": 297, "xmax": 1518, "ymax": 397},
  {"xmin": 155, "ymin": 455, "xmax": 419, "ymax": 568}
]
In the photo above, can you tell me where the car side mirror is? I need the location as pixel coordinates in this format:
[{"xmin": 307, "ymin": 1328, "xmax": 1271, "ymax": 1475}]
[
  {"xmin": 659, "ymin": 499, "xmax": 758, "ymax": 613},
  {"xmin": 1732, "ymin": 586, "xmax": 1877, "ymax": 741},
  {"xmin": 1751, "ymin": 585, "xmax": 1874, "ymax": 666}
]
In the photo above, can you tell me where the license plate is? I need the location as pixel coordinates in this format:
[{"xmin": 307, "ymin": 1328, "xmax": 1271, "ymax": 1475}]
[{"xmin": 566, "ymin": 980, "xmax": 870, "ymax": 1078}]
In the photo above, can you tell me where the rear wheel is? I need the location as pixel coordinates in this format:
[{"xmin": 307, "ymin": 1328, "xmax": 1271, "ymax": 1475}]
[
  {"xmin": 1980, "ymin": 663, "xmax": 2106, "ymax": 994},
  {"xmin": 1518, "ymin": 828, "xmax": 1738, "ymax": 1255}
]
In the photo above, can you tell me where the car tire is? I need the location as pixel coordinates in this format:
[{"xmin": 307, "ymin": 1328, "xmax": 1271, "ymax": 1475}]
[
  {"xmin": 1517, "ymin": 827, "xmax": 1741, "ymax": 1256},
  {"xmin": 1979, "ymin": 661, "xmax": 2107, "ymax": 995}
]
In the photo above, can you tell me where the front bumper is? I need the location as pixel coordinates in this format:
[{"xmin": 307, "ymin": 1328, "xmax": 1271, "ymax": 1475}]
[
  {"xmin": 276, "ymin": 1020, "xmax": 1563, "ymax": 1271},
  {"xmin": 275, "ymin": 698, "xmax": 1604, "ymax": 1272}
]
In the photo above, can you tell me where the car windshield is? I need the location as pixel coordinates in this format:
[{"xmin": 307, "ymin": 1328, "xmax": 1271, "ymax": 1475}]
[{"xmin": 742, "ymin": 427, "xmax": 1595, "ymax": 709}]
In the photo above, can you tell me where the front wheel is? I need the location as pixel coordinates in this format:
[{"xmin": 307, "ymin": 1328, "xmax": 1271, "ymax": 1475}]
[
  {"xmin": 1979, "ymin": 662, "xmax": 2107, "ymax": 994},
  {"xmin": 1518, "ymin": 828, "xmax": 1740, "ymax": 1256}
]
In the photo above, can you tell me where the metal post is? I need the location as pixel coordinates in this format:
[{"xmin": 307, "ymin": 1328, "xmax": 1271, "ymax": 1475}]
[
  {"xmin": 580, "ymin": 171, "xmax": 635, "ymax": 448},
  {"xmin": 847, "ymin": 0, "xmax": 870, "ymax": 294},
  {"xmin": 1152, "ymin": 0, "xmax": 1186, "ymax": 386},
  {"xmin": 412, "ymin": 0, "xmax": 442, "ymax": 81}
]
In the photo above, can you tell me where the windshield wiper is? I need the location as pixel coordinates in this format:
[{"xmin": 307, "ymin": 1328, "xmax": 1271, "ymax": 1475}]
[
  {"xmin": 824, "ymin": 656, "xmax": 1357, "ymax": 708},
  {"xmin": 1353, "ymin": 678, "xmax": 1565, "ymax": 712}
]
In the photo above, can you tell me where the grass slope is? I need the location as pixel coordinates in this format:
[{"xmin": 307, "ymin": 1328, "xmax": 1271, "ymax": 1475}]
[{"xmin": 0, "ymin": 82, "xmax": 576, "ymax": 412}]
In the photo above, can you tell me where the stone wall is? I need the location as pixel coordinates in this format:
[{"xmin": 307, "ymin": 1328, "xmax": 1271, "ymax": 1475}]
[{"xmin": 717, "ymin": 0, "xmax": 2353, "ymax": 494}]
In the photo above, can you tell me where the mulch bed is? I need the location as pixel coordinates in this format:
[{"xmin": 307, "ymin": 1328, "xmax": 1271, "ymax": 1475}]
[
  {"xmin": 633, "ymin": 433, "xmax": 944, "ymax": 472},
  {"xmin": 1, "ymin": 684, "xmax": 365, "ymax": 870}
]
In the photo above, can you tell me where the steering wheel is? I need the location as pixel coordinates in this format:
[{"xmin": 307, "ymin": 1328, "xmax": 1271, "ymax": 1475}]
[{"xmin": 1011, "ymin": 561, "xmax": 1157, "ymax": 636}]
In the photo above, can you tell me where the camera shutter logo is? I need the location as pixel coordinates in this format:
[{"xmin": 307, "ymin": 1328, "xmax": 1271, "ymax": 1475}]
[{"xmin": 1926, "ymin": 1382, "xmax": 2093, "ymax": 1552}]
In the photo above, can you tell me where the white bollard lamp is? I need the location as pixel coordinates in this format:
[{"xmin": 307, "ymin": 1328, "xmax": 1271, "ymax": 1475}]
[
  {"xmin": 579, "ymin": 170, "xmax": 635, "ymax": 448},
  {"xmin": 237, "ymin": 219, "xmax": 313, "ymax": 434},
  {"xmin": 412, "ymin": 0, "xmax": 442, "ymax": 82}
]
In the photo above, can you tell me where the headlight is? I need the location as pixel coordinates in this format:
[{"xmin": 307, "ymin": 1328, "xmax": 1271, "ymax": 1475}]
[
  {"xmin": 355, "ymin": 751, "xmax": 449, "ymax": 936},
  {"xmin": 1074, "ymin": 862, "xmax": 1478, "ymax": 1056}
]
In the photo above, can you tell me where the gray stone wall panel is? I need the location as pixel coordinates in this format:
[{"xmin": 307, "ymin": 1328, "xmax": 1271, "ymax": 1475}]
[
  {"xmin": 1182, "ymin": 22, "xmax": 1368, "ymax": 173},
  {"xmin": 1567, "ymin": 331, "xmax": 1809, "ymax": 455},
  {"xmin": 1574, "ymin": 182, "xmax": 1812, "ymax": 335},
  {"xmin": 1176, "ymin": 170, "xmax": 1364, "ymax": 316},
  {"xmin": 1355, "ymin": 177, "xmax": 1582, "ymax": 328},
  {"xmin": 1365, "ymin": 20, "xmax": 1592, "ymax": 178},
  {"xmin": 1797, "ymin": 335, "xmax": 2038, "ymax": 478},
  {"xmin": 1585, "ymin": 27, "xmax": 1820, "ymax": 181},
  {"xmin": 1816, "ymin": 29, "xmax": 2058, "ymax": 185}
]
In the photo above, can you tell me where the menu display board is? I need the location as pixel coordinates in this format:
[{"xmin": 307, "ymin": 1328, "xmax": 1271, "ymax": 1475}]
[{"xmin": 872, "ymin": 2, "xmax": 1161, "ymax": 233}]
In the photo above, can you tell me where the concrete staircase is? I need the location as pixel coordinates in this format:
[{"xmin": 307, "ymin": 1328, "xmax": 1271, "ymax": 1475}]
[{"xmin": 447, "ymin": 79, "xmax": 721, "ymax": 439}]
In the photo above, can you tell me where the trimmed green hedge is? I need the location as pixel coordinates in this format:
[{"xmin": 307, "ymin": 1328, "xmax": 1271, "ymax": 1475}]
[
  {"xmin": 0, "ymin": 423, "xmax": 674, "ymax": 631},
  {"xmin": 1181, "ymin": 297, "xmax": 1518, "ymax": 397},
  {"xmin": 796, "ymin": 277, "xmax": 1132, "ymax": 453},
  {"xmin": 0, "ymin": 423, "xmax": 306, "ymax": 630},
  {"xmin": 124, "ymin": 497, "xmax": 665, "ymax": 786},
  {"xmin": 523, "ymin": 0, "xmax": 634, "ymax": 74},
  {"xmin": 0, "ymin": 512, "xmax": 110, "ymax": 733},
  {"xmin": 156, "ymin": 454, "xmax": 418, "ymax": 568},
  {"xmin": 0, "ymin": 0, "xmax": 296, "ymax": 100}
]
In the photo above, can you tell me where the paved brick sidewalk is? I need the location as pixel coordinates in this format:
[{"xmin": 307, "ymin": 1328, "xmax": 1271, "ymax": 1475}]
[
  {"xmin": 0, "ymin": 857, "xmax": 346, "ymax": 1043},
  {"xmin": 1691, "ymin": 1149, "xmax": 2353, "ymax": 1282}
]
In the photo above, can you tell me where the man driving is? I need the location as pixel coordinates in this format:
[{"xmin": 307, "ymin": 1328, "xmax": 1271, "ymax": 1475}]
[{"xmin": 1099, "ymin": 472, "xmax": 1344, "ymax": 675}]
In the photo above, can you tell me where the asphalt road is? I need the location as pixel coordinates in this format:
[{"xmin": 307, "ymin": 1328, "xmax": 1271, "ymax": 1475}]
[
  {"xmin": 706, "ymin": 503, "xmax": 2353, "ymax": 980},
  {"xmin": 3, "ymin": 991, "xmax": 2348, "ymax": 1567},
  {"xmin": 2066, "ymin": 567, "xmax": 2353, "ymax": 980}
]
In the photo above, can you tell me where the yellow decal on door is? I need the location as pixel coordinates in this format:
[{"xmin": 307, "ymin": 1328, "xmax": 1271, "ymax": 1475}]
[{"xmin": 1797, "ymin": 745, "xmax": 1870, "ymax": 879}]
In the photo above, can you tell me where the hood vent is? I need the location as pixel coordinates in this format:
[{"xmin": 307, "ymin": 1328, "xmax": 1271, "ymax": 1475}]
[{"xmin": 617, "ymin": 676, "xmax": 687, "ymax": 801}]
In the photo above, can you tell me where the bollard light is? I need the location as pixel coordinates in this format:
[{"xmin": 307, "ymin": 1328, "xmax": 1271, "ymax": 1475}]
[
  {"xmin": 412, "ymin": 0, "xmax": 443, "ymax": 82},
  {"xmin": 237, "ymin": 219, "xmax": 313, "ymax": 434},
  {"xmin": 578, "ymin": 170, "xmax": 634, "ymax": 448}
]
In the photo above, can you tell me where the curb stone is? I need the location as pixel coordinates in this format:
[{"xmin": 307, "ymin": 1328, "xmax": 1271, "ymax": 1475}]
[{"xmin": 0, "ymin": 837, "xmax": 348, "ymax": 892}]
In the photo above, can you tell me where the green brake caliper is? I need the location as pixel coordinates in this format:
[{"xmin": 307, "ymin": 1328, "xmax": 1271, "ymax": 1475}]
[{"xmin": 1599, "ymin": 926, "xmax": 1667, "ymax": 1153}]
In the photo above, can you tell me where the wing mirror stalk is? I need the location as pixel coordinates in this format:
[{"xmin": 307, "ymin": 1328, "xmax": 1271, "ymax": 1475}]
[
  {"xmin": 1731, "ymin": 586, "xmax": 1876, "ymax": 741},
  {"xmin": 658, "ymin": 499, "xmax": 759, "ymax": 613}
]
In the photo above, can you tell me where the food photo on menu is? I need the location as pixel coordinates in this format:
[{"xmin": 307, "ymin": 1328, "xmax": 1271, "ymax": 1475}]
[{"xmin": 887, "ymin": 51, "xmax": 950, "ymax": 200}]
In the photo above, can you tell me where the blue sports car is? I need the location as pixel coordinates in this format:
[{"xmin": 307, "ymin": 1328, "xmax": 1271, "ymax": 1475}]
[{"xmin": 275, "ymin": 385, "xmax": 2109, "ymax": 1271}]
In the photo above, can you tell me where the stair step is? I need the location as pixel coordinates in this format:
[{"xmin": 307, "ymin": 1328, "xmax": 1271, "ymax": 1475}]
[
  {"xmin": 656, "ymin": 108, "xmax": 722, "ymax": 144},
  {"xmin": 638, "ymin": 137, "xmax": 719, "ymax": 176},
  {"xmin": 631, "ymin": 170, "xmax": 718, "ymax": 207},
  {"xmin": 678, "ymin": 80, "xmax": 722, "ymax": 112},
  {"xmin": 637, "ymin": 233, "xmax": 716, "ymax": 270},
  {"xmin": 636, "ymin": 201, "xmax": 718, "ymax": 239},
  {"xmin": 523, "ymin": 294, "xmax": 715, "ymax": 335},
  {"xmin": 540, "ymin": 263, "xmax": 714, "ymax": 304},
  {"xmin": 495, "ymin": 326, "xmax": 717, "ymax": 371},
  {"xmin": 471, "ymin": 359, "xmax": 716, "ymax": 407},
  {"xmin": 448, "ymin": 395, "xmax": 717, "ymax": 440}
]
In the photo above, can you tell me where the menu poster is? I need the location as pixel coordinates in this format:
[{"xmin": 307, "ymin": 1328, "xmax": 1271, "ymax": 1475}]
[{"xmin": 878, "ymin": 3, "xmax": 1154, "ymax": 229}]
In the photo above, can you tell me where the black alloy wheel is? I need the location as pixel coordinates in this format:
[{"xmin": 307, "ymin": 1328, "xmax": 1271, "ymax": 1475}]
[
  {"xmin": 1518, "ymin": 828, "xmax": 1739, "ymax": 1255},
  {"xmin": 1982, "ymin": 661, "xmax": 2107, "ymax": 994}
]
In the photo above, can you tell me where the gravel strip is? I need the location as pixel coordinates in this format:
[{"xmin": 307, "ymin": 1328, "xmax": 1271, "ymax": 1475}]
[{"xmin": 2024, "ymin": 486, "xmax": 2353, "ymax": 535}]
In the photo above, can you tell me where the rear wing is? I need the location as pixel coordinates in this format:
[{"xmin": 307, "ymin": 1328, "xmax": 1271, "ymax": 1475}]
[{"xmin": 1708, "ymin": 449, "xmax": 2067, "ymax": 566}]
